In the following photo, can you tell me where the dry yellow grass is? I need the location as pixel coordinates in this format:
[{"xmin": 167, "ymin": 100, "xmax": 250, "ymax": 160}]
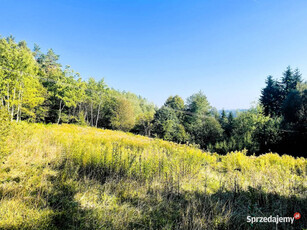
[{"xmin": 0, "ymin": 122, "xmax": 306, "ymax": 229}]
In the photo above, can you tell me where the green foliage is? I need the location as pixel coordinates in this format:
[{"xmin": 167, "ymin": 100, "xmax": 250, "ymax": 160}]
[
  {"xmin": 164, "ymin": 95, "xmax": 185, "ymax": 110},
  {"xmin": 85, "ymin": 77, "xmax": 106, "ymax": 127},
  {"xmin": 1, "ymin": 35, "xmax": 306, "ymax": 157},
  {"xmin": 1, "ymin": 35, "xmax": 306, "ymax": 229},
  {"xmin": 225, "ymin": 112, "xmax": 234, "ymax": 137},
  {"xmin": 76, "ymin": 110, "xmax": 88, "ymax": 126},
  {"xmin": 253, "ymin": 116, "xmax": 282, "ymax": 153},
  {"xmin": 183, "ymin": 92, "xmax": 223, "ymax": 149},
  {"xmin": 153, "ymin": 106, "xmax": 189, "ymax": 143},
  {"xmin": 214, "ymin": 107, "xmax": 283, "ymax": 155},
  {"xmin": 1, "ymin": 36, "xmax": 155, "ymax": 133},
  {"xmin": 260, "ymin": 76, "xmax": 284, "ymax": 116},
  {"xmin": 0, "ymin": 108, "xmax": 10, "ymax": 154},
  {"xmin": 0, "ymin": 36, "xmax": 46, "ymax": 121},
  {"xmin": 134, "ymin": 111, "xmax": 155, "ymax": 136},
  {"xmin": 122, "ymin": 91, "xmax": 155, "ymax": 117},
  {"xmin": 282, "ymin": 66, "xmax": 302, "ymax": 95},
  {"xmin": 191, "ymin": 117, "xmax": 223, "ymax": 149},
  {"xmin": 259, "ymin": 67, "xmax": 306, "ymax": 156},
  {"xmin": 164, "ymin": 95, "xmax": 185, "ymax": 122},
  {"xmin": 282, "ymin": 89, "xmax": 302, "ymax": 123},
  {"xmin": 186, "ymin": 91, "xmax": 211, "ymax": 117},
  {"xmin": 110, "ymin": 97, "xmax": 135, "ymax": 132},
  {"xmin": 260, "ymin": 67, "xmax": 303, "ymax": 118}
]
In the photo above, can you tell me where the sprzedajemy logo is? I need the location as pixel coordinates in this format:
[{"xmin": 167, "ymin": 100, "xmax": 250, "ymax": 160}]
[{"xmin": 247, "ymin": 213, "xmax": 301, "ymax": 225}]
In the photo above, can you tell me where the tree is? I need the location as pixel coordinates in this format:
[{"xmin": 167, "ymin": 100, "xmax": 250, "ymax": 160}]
[
  {"xmin": 164, "ymin": 95, "xmax": 185, "ymax": 122},
  {"xmin": 153, "ymin": 106, "xmax": 177, "ymax": 138},
  {"xmin": 260, "ymin": 76, "xmax": 284, "ymax": 116},
  {"xmin": 191, "ymin": 117, "xmax": 223, "ymax": 149},
  {"xmin": 184, "ymin": 91, "xmax": 217, "ymax": 147},
  {"xmin": 0, "ymin": 37, "xmax": 46, "ymax": 121},
  {"xmin": 0, "ymin": 108, "xmax": 10, "ymax": 153},
  {"xmin": 95, "ymin": 80, "xmax": 107, "ymax": 127},
  {"xmin": 36, "ymin": 48, "xmax": 62, "ymax": 73},
  {"xmin": 219, "ymin": 109, "xmax": 228, "ymax": 129},
  {"xmin": 110, "ymin": 97, "xmax": 135, "ymax": 132},
  {"xmin": 227, "ymin": 106, "xmax": 282, "ymax": 154},
  {"xmin": 231, "ymin": 108, "xmax": 260, "ymax": 153},
  {"xmin": 171, "ymin": 123, "xmax": 189, "ymax": 144},
  {"xmin": 253, "ymin": 116, "xmax": 282, "ymax": 153},
  {"xmin": 55, "ymin": 66, "xmax": 82, "ymax": 124},
  {"xmin": 225, "ymin": 112, "xmax": 234, "ymax": 137},
  {"xmin": 185, "ymin": 91, "xmax": 211, "ymax": 129},
  {"xmin": 279, "ymin": 83, "xmax": 307, "ymax": 156},
  {"xmin": 134, "ymin": 111, "xmax": 155, "ymax": 136},
  {"xmin": 164, "ymin": 95, "xmax": 185, "ymax": 110},
  {"xmin": 152, "ymin": 106, "xmax": 189, "ymax": 143},
  {"xmin": 211, "ymin": 107, "xmax": 220, "ymax": 121},
  {"xmin": 21, "ymin": 73, "xmax": 47, "ymax": 121},
  {"xmin": 282, "ymin": 89, "xmax": 302, "ymax": 123},
  {"xmin": 85, "ymin": 78, "xmax": 106, "ymax": 127},
  {"xmin": 282, "ymin": 66, "xmax": 302, "ymax": 95},
  {"xmin": 186, "ymin": 91, "xmax": 211, "ymax": 115},
  {"xmin": 35, "ymin": 47, "xmax": 64, "ymax": 123},
  {"xmin": 297, "ymin": 83, "xmax": 307, "ymax": 125}
]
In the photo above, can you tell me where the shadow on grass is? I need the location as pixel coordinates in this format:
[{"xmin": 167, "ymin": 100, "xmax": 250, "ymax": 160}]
[
  {"xmin": 110, "ymin": 181, "xmax": 307, "ymax": 230},
  {"xmin": 41, "ymin": 161, "xmax": 306, "ymax": 230},
  {"xmin": 36, "ymin": 161, "xmax": 116, "ymax": 230}
]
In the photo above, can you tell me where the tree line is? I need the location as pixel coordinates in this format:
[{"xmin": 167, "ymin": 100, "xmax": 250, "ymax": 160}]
[
  {"xmin": 0, "ymin": 36, "xmax": 306, "ymax": 156},
  {"xmin": 0, "ymin": 36, "xmax": 155, "ymax": 131}
]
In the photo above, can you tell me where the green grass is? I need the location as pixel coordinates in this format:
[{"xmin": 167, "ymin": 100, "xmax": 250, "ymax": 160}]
[{"xmin": 0, "ymin": 122, "xmax": 306, "ymax": 229}]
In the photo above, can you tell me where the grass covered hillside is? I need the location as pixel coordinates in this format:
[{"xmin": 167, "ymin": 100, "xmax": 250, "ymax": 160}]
[{"xmin": 0, "ymin": 122, "xmax": 306, "ymax": 229}]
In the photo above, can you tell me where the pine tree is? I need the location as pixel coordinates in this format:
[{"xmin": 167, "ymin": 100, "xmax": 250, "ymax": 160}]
[
  {"xmin": 219, "ymin": 109, "xmax": 228, "ymax": 129},
  {"xmin": 282, "ymin": 66, "xmax": 302, "ymax": 95},
  {"xmin": 260, "ymin": 76, "xmax": 283, "ymax": 116},
  {"xmin": 225, "ymin": 112, "xmax": 234, "ymax": 137}
]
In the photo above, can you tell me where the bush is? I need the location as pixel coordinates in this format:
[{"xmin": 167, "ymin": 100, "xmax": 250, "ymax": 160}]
[{"xmin": 0, "ymin": 108, "xmax": 10, "ymax": 154}]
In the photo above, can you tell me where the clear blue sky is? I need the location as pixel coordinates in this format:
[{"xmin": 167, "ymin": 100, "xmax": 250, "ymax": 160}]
[{"xmin": 1, "ymin": 0, "xmax": 307, "ymax": 109}]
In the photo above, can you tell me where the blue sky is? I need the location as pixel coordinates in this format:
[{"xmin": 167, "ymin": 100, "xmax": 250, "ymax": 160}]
[{"xmin": 1, "ymin": 0, "xmax": 307, "ymax": 109}]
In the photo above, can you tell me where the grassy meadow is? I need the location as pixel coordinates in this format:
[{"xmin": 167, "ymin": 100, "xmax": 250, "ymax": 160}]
[{"xmin": 0, "ymin": 122, "xmax": 306, "ymax": 229}]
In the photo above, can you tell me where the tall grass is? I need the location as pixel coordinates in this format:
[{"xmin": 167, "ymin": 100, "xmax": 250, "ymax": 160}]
[{"xmin": 0, "ymin": 122, "xmax": 306, "ymax": 229}]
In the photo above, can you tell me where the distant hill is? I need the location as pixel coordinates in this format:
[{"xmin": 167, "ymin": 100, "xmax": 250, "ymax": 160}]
[{"xmin": 218, "ymin": 109, "xmax": 248, "ymax": 117}]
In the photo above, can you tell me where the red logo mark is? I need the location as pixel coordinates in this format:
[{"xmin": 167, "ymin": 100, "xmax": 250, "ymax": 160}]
[{"xmin": 294, "ymin": 212, "xmax": 301, "ymax": 220}]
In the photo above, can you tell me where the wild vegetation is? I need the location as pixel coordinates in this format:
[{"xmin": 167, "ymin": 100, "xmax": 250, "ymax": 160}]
[
  {"xmin": 1, "ymin": 36, "xmax": 306, "ymax": 157},
  {"xmin": 0, "ymin": 121, "xmax": 306, "ymax": 229},
  {"xmin": 0, "ymin": 35, "xmax": 306, "ymax": 229}
]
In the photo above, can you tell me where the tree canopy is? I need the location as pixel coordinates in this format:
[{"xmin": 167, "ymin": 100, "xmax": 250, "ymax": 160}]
[{"xmin": 0, "ymin": 36, "xmax": 306, "ymax": 156}]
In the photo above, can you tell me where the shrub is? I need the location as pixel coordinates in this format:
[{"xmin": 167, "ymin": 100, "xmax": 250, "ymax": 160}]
[{"xmin": 0, "ymin": 108, "xmax": 10, "ymax": 154}]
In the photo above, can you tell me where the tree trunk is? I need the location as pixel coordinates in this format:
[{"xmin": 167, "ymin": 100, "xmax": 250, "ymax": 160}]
[
  {"xmin": 19, "ymin": 102, "xmax": 22, "ymax": 122},
  {"xmin": 90, "ymin": 101, "xmax": 93, "ymax": 126},
  {"xmin": 57, "ymin": 100, "xmax": 64, "ymax": 124},
  {"xmin": 78, "ymin": 103, "xmax": 82, "ymax": 119},
  {"xmin": 16, "ymin": 88, "xmax": 22, "ymax": 122},
  {"xmin": 11, "ymin": 87, "xmax": 16, "ymax": 121},
  {"xmin": 7, "ymin": 82, "xmax": 10, "ymax": 113},
  {"xmin": 95, "ymin": 101, "xmax": 102, "ymax": 128},
  {"xmin": 85, "ymin": 107, "xmax": 88, "ymax": 123}
]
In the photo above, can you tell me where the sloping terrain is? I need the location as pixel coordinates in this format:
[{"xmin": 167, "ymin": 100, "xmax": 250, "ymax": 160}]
[{"xmin": 0, "ymin": 123, "xmax": 306, "ymax": 229}]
